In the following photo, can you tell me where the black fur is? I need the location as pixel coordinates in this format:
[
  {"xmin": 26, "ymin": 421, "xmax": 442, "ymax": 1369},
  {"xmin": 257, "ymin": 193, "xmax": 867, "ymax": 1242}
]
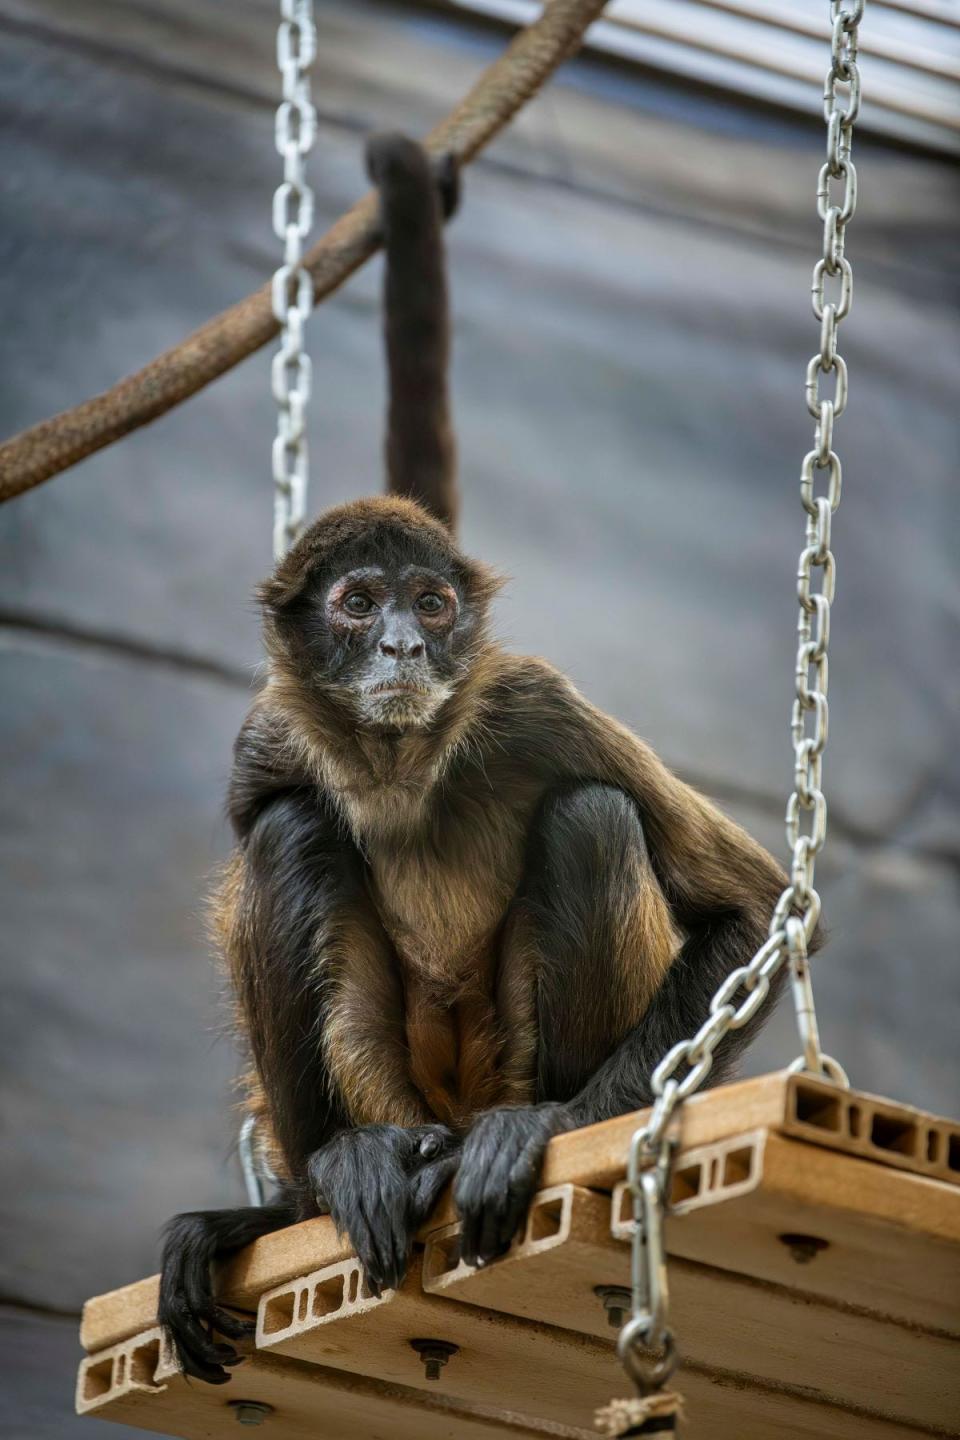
[
  {"xmin": 453, "ymin": 782, "xmax": 786, "ymax": 1263},
  {"xmin": 229, "ymin": 791, "xmax": 353, "ymax": 1172},
  {"xmin": 158, "ymin": 1199, "xmax": 297, "ymax": 1384},
  {"xmin": 454, "ymin": 1104, "xmax": 571, "ymax": 1269},
  {"xmin": 307, "ymin": 1124, "xmax": 460, "ymax": 1295},
  {"xmin": 526, "ymin": 784, "xmax": 656, "ymax": 1101},
  {"xmin": 158, "ymin": 134, "xmax": 792, "ymax": 1380},
  {"xmin": 366, "ymin": 132, "xmax": 459, "ymax": 529}
]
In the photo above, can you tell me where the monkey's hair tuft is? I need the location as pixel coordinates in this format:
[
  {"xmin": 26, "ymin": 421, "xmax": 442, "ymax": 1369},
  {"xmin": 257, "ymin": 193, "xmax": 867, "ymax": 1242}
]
[{"xmin": 258, "ymin": 496, "xmax": 503, "ymax": 611}]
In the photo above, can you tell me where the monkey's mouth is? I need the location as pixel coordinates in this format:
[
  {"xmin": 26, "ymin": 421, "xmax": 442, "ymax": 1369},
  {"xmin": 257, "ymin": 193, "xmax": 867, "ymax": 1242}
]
[{"xmin": 368, "ymin": 681, "xmax": 431, "ymax": 697}]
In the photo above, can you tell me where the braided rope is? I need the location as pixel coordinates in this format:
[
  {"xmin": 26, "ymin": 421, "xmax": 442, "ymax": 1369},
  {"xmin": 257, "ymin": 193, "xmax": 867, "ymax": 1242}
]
[{"xmin": 0, "ymin": 0, "xmax": 609, "ymax": 504}]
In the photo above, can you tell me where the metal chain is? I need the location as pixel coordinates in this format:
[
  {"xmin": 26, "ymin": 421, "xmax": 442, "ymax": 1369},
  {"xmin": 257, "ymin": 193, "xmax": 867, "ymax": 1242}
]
[
  {"xmin": 271, "ymin": 0, "xmax": 317, "ymax": 561},
  {"xmin": 241, "ymin": 0, "xmax": 318, "ymax": 1202},
  {"xmin": 618, "ymin": 0, "xmax": 864, "ymax": 1394}
]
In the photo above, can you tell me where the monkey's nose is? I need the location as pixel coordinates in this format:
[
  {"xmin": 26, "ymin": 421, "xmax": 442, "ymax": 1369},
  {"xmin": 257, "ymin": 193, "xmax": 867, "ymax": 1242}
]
[{"xmin": 379, "ymin": 639, "xmax": 425, "ymax": 659}]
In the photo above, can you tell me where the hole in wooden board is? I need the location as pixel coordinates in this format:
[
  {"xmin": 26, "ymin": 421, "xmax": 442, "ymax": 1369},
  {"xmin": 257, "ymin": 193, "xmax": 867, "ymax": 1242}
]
[
  {"xmin": 82, "ymin": 1358, "xmax": 115, "ymax": 1403},
  {"xmin": 794, "ymin": 1083, "xmax": 842, "ymax": 1133},
  {"xmin": 722, "ymin": 1145, "xmax": 754, "ymax": 1188},
  {"xmin": 870, "ymin": 1113, "xmax": 917, "ymax": 1158},
  {"xmin": 529, "ymin": 1196, "xmax": 565, "ymax": 1243},
  {"xmin": 926, "ymin": 1130, "xmax": 940, "ymax": 1165},
  {"xmin": 129, "ymin": 1338, "xmax": 161, "ymax": 1388},
  {"xmin": 261, "ymin": 1289, "xmax": 296, "ymax": 1335},
  {"xmin": 297, "ymin": 1289, "xmax": 309, "ymax": 1323},
  {"xmin": 847, "ymin": 1104, "xmax": 862, "ymax": 1139},
  {"xmin": 348, "ymin": 1267, "xmax": 359, "ymax": 1303},
  {"xmin": 429, "ymin": 1232, "xmax": 461, "ymax": 1277},
  {"xmin": 311, "ymin": 1274, "xmax": 346, "ymax": 1319},
  {"xmin": 948, "ymin": 1133, "xmax": 960, "ymax": 1173},
  {"xmin": 670, "ymin": 1162, "xmax": 703, "ymax": 1206}
]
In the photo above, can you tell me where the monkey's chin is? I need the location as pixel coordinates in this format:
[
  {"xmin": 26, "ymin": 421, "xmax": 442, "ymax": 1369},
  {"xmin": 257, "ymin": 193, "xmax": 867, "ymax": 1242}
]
[{"xmin": 356, "ymin": 682, "xmax": 453, "ymax": 733}]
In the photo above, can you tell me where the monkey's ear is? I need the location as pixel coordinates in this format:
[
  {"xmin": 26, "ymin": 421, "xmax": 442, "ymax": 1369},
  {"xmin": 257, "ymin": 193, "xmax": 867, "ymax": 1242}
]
[
  {"xmin": 462, "ymin": 560, "xmax": 507, "ymax": 609},
  {"xmin": 256, "ymin": 564, "xmax": 312, "ymax": 612}
]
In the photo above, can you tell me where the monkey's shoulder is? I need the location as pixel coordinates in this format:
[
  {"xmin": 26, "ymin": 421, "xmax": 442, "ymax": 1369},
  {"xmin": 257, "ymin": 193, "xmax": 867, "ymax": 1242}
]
[
  {"xmin": 227, "ymin": 689, "xmax": 324, "ymax": 838},
  {"xmin": 470, "ymin": 651, "xmax": 645, "ymax": 782}
]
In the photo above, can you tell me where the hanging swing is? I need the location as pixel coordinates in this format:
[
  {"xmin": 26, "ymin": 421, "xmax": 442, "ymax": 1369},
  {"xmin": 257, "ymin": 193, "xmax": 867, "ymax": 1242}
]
[{"xmin": 56, "ymin": 0, "xmax": 960, "ymax": 1436}]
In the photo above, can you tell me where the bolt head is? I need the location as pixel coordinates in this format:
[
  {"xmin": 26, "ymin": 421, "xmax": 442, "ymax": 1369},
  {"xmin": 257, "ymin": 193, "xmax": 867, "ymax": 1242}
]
[
  {"xmin": 778, "ymin": 1232, "xmax": 829, "ymax": 1265},
  {"xmin": 230, "ymin": 1401, "xmax": 274, "ymax": 1426},
  {"xmin": 594, "ymin": 1284, "xmax": 632, "ymax": 1328}
]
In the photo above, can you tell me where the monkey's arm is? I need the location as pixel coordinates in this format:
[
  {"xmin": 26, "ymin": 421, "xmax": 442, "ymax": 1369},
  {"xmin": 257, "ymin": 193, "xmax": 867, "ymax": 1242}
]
[
  {"xmin": 455, "ymin": 670, "xmax": 791, "ymax": 1264},
  {"xmin": 161, "ymin": 787, "xmax": 454, "ymax": 1381}
]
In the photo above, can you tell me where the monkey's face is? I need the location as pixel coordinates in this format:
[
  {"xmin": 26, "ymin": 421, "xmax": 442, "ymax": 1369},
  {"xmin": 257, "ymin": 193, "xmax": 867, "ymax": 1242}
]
[
  {"xmin": 318, "ymin": 561, "xmax": 463, "ymax": 729},
  {"xmin": 260, "ymin": 500, "xmax": 500, "ymax": 733}
]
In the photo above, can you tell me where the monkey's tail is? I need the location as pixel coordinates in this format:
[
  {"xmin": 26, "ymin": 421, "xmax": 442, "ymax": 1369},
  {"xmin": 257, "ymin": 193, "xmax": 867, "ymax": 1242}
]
[{"xmin": 365, "ymin": 132, "xmax": 460, "ymax": 532}]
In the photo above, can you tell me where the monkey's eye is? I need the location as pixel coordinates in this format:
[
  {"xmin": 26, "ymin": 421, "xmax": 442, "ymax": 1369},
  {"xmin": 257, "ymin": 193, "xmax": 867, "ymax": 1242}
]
[
  {"xmin": 343, "ymin": 592, "xmax": 375, "ymax": 616},
  {"xmin": 415, "ymin": 592, "xmax": 445, "ymax": 615}
]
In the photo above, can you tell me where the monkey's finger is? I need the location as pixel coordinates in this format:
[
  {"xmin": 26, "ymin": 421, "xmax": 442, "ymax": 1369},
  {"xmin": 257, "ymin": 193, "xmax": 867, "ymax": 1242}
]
[
  {"xmin": 208, "ymin": 1307, "xmax": 257, "ymax": 1341},
  {"xmin": 474, "ymin": 1185, "xmax": 510, "ymax": 1266},
  {"xmin": 454, "ymin": 1200, "xmax": 481, "ymax": 1268},
  {"xmin": 409, "ymin": 1154, "xmax": 459, "ymax": 1226},
  {"xmin": 178, "ymin": 1264, "xmax": 254, "ymax": 1344},
  {"xmin": 174, "ymin": 1337, "xmax": 236, "ymax": 1386},
  {"xmin": 344, "ymin": 1197, "xmax": 387, "ymax": 1297},
  {"xmin": 453, "ymin": 1171, "xmax": 485, "ymax": 1267},
  {"xmin": 169, "ymin": 1298, "xmax": 242, "ymax": 1367},
  {"xmin": 165, "ymin": 1304, "xmax": 242, "ymax": 1384},
  {"xmin": 380, "ymin": 1217, "xmax": 409, "ymax": 1294}
]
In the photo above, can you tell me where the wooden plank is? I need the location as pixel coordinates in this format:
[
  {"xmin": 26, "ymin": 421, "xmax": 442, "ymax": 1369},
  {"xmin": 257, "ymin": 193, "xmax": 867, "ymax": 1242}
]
[
  {"xmin": 614, "ymin": 1131, "xmax": 960, "ymax": 1335},
  {"xmin": 783, "ymin": 1074, "xmax": 960, "ymax": 1187},
  {"xmin": 421, "ymin": 1181, "xmax": 960, "ymax": 1431},
  {"xmin": 76, "ymin": 1327, "xmax": 592, "ymax": 1439},
  {"xmin": 75, "ymin": 1324, "xmax": 938, "ymax": 1440},
  {"xmin": 80, "ymin": 1220, "xmax": 354, "ymax": 1353},
  {"xmin": 80, "ymin": 1073, "xmax": 960, "ymax": 1352},
  {"xmin": 80, "ymin": 1075, "xmax": 788, "ymax": 1352},
  {"xmin": 256, "ymin": 1252, "xmax": 623, "ymax": 1432}
]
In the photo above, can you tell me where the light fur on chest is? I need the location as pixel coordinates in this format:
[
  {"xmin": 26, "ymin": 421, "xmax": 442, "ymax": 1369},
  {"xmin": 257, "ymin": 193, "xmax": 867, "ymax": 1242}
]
[
  {"xmin": 374, "ymin": 793, "xmax": 533, "ymax": 981},
  {"xmin": 317, "ymin": 737, "xmax": 541, "ymax": 982}
]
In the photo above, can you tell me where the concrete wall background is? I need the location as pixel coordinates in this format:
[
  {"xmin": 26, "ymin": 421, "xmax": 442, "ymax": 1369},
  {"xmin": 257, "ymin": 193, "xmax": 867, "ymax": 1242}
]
[{"xmin": 0, "ymin": 2, "xmax": 957, "ymax": 1434}]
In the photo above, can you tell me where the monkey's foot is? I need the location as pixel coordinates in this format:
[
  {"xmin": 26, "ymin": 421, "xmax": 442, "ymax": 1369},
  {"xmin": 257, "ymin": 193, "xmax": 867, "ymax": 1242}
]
[{"xmin": 158, "ymin": 1213, "xmax": 259, "ymax": 1385}]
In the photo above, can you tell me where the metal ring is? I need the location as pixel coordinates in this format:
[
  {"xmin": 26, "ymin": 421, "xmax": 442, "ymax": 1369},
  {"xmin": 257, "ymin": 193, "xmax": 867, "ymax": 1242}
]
[
  {"xmin": 617, "ymin": 1322, "xmax": 678, "ymax": 1395},
  {"xmin": 788, "ymin": 1052, "xmax": 850, "ymax": 1088}
]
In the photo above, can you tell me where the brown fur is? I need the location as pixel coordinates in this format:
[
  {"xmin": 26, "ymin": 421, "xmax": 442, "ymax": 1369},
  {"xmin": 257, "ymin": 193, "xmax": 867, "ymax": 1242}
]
[
  {"xmin": 161, "ymin": 139, "xmax": 798, "ymax": 1390},
  {"xmin": 218, "ymin": 496, "xmax": 789, "ymax": 1158}
]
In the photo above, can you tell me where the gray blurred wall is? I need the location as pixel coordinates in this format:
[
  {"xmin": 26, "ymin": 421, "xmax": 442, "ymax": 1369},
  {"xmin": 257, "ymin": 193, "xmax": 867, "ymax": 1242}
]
[{"xmin": 0, "ymin": 2, "xmax": 958, "ymax": 1435}]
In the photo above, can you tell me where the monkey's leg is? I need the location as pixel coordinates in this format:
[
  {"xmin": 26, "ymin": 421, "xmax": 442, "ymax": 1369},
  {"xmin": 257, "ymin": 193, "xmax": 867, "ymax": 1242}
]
[
  {"xmin": 159, "ymin": 1192, "xmax": 299, "ymax": 1384},
  {"xmin": 455, "ymin": 783, "xmax": 680, "ymax": 1266}
]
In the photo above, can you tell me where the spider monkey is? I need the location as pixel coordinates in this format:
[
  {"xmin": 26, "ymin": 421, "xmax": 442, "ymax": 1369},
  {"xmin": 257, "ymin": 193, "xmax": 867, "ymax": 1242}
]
[{"xmin": 159, "ymin": 133, "xmax": 795, "ymax": 1383}]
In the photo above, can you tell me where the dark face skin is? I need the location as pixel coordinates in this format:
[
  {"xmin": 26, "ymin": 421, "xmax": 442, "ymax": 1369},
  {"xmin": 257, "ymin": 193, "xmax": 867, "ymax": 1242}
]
[{"xmin": 299, "ymin": 559, "xmax": 467, "ymax": 731}]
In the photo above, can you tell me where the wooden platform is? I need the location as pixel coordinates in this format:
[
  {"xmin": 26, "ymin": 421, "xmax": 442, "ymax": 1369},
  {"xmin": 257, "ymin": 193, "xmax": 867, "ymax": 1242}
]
[{"xmin": 77, "ymin": 1073, "xmax": 960, "ymax": 1439}]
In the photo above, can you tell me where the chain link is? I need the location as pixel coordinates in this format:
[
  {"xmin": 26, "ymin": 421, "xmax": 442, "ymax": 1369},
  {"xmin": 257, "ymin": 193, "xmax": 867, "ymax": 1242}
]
[
  {"xmin": 271, "ymin": 0, "xmax": 317, "ymax": 561},
  {"xmin": 618, "ymin": 0, "xmax": 863, "ymax": 1392}
]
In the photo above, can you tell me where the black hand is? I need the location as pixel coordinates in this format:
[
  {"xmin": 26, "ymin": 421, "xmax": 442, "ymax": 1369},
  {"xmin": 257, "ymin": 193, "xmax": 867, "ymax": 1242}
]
[
  {"xmin": 453, "ymin": 1104, "xmax": 574, "ymax": 1269},
  {"xmin": 307, "ymin": 1124, "xmax": 457, "ymax": 1296}
]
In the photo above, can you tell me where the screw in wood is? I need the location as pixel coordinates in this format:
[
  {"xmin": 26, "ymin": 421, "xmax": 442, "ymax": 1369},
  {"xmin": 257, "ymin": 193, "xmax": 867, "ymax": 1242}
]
[
  {"xmin": 410, "ymin": 1339, "xmax": 459, "ymax": 1380},
  {"xmin": 594, "ymin": 1284, "xmax": 632, "ymax": 1328},
  {"xmin": 778, "ymin": 1233, "xmax": 830, "ymax": 1265},
  {"xmin": 229, "ymin": 1401, "xmax": 274, "ymax": 1426}
]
